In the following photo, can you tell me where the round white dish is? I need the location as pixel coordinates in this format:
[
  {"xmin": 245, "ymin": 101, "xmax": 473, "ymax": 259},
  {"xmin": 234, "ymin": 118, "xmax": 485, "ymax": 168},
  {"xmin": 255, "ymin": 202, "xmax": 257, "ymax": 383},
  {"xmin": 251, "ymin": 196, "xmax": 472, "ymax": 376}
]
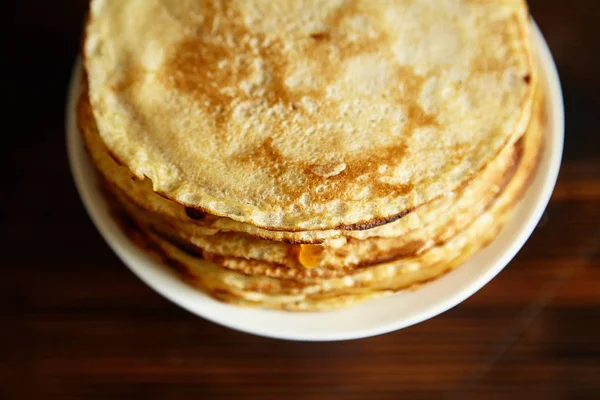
[{"xmin": 66, "ymin": 23, "xmax": 564, "ymax": 341}]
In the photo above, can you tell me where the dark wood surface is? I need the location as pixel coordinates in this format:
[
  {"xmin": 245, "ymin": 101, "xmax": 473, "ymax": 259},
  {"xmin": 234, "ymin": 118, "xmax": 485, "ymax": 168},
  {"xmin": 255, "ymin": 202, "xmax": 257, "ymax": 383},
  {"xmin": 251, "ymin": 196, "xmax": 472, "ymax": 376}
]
[{"xmin": 2, "ymin": 1, "xmax": 599, "ymax": 399}]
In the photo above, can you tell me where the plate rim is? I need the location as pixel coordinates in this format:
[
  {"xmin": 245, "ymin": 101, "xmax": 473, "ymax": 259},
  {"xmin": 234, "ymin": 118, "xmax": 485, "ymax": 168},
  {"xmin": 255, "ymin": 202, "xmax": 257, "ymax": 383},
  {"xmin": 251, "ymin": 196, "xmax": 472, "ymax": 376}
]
[{"xmin": 66, "ymin": 21, "xmax": 564, "ymax": 341}]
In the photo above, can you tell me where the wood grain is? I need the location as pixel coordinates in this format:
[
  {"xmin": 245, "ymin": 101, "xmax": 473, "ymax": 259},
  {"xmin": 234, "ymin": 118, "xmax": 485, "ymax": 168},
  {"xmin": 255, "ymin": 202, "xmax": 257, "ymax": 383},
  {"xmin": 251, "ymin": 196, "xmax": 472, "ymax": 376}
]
[{"xmin": 1, "ymin": 1, "xmax": 599, "ymax": 399}]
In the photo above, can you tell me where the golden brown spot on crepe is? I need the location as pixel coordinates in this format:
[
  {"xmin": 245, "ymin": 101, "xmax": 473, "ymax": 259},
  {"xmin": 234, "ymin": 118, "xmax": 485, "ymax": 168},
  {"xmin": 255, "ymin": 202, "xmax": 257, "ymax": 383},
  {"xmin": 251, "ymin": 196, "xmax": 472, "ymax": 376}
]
[
  {"xmin": 233, "ymin": 137, "xmax": 290, "ymax": 184},
  {"xmin": 161, "ymin": 0, "xmax": 407, "ymax": 125},
  {"xmin": 303, "ymin": 141, "xmax": 416, "ymax": 203},
  {"xmin": 471, "ymin": 55, "xmax": 505, "ymax": 75},
  {"xmin": 168, "ymin": 38, "xmax": 244, "ymax": 93},
  {"xmin": 161, "ymin": 1, "xmax": 293, "ymax": 124},
  {"xmin": 229, "ymin": 135, "xmax": 422, "ymax": 219},
  {"xmin": 309, "ymin": 32, "xmax": 330, "ymax": 40},
  {"xmin": 109, "ymin": 65, "xmax": 145, "ymax": 92},
  {"xmin": 162, "ymin": 1, "xmax": 389, "ymax": 116},
  {"xmin": 310, "ymin": 66, "xmax": 436, "ymax": 202}
]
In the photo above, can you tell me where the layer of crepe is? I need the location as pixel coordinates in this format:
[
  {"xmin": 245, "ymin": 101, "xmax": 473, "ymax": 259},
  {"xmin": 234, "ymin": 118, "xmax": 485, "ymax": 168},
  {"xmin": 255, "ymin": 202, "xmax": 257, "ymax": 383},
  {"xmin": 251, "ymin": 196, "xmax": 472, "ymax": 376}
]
[
  {"xmin": 84, "ymin": 0, "xmax": 536, "ymax": 231},
  {"xmin": 79, "ymin": 90, "xmax": 520, "ymax": 248}
]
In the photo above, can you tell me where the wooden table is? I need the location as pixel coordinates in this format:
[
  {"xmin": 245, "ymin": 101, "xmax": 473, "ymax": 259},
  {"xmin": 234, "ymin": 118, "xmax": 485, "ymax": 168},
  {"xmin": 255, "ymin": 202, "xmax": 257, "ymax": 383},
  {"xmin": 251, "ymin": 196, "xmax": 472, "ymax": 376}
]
[{"xmin": 2, "ymin": 1, "xmax": 599, "ymax": 398}]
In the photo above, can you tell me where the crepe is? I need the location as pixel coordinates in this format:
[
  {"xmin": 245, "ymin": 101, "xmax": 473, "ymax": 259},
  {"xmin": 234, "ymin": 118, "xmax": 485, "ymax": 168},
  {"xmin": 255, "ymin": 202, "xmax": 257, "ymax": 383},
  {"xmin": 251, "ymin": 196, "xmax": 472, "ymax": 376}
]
[
  {"xmin": 84, "ymin": 0, "xmax": 536, "ymax": 231},
  {"xmin": 79, "ymin": 91, "xmax": 515, "ymax": 247},
  {"xmin": 103, "ymin": 87, "xmax": 544, "ymax": 309},
  {"xmin": 125, "ymin": 91, "xmax": 543, "ymax": 310}
]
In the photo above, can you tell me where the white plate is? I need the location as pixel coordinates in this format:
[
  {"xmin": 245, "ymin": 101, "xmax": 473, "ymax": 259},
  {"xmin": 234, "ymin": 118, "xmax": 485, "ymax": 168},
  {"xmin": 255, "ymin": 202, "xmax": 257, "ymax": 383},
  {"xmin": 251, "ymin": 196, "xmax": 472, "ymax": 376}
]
[{"xmin": 66, "ymin": 23, "xmax": 564, "ymax": 341}]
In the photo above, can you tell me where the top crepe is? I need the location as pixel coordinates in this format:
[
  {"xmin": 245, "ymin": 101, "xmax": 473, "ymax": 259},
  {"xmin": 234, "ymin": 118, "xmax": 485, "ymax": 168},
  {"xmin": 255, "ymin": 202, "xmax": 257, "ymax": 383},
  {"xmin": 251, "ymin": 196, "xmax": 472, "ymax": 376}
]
[{"xmin": 84, "ymin": 0, "xmax": 535, "ymax": 231}]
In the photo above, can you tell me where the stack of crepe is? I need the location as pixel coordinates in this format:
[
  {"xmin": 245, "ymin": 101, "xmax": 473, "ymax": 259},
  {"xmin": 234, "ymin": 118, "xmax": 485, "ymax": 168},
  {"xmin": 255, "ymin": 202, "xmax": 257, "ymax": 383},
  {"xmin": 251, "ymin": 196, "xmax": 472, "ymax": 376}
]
[{"xmin": 79, "ymin": 0, "xmax": 544, "ymax": 311}]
